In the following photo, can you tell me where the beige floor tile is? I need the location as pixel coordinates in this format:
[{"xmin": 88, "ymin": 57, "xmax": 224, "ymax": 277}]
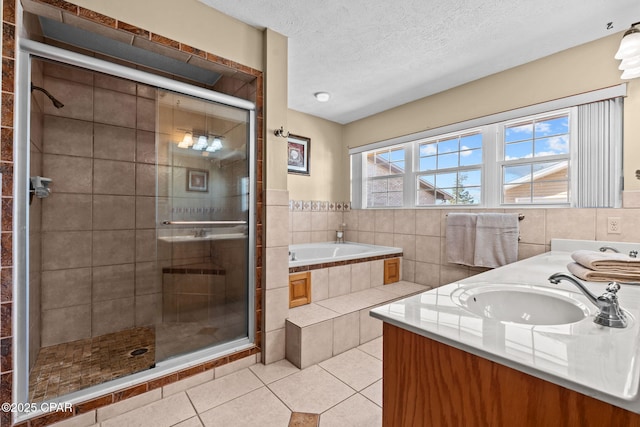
[
  {"xmin": 268, "ymin": 365, "xmax": 355, "ymax": 414},
  {"xmin": 173, "ymin": 416, "xmax": 204, "ymax": 427},
  {"xmin": 100, "ymin": 392, "xmax": 196, "ymax": 427},
  {"xmin": 357, "ymin": 337, "xmax": 383, "ymax": 360},
  {"xmin": 186, "ymin": 368, "xmax": 262, "ymax": 413},
  {"xmin": 49, "ymin": 412, "xmax": 97, "ymax": 427},
  {"xmin": 319, "ymin": 393, "xmax": 382, "ymax": 427},
  {"xmin": 360, "ymin": 379, "xmax": 383, "ymax": 407},
  {"xmin": 199, "ymin": 386, "xmax": 291, "ymax": 427},
  {"xmin": 319, "ymin": 348, "xmax": 382, "ymax": 391},
  {"xmin": 162, "ymin": 370, "xmax": 214, "ymax": 397},
  {"xmin": 249, "ymin": 359, "xmax": 300, "ymax": 384}
]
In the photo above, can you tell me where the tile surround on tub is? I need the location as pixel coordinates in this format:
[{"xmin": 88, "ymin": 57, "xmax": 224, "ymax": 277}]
[
  {"xmin": 290, "ymin": 199, "xmax": 351, "ymax": 212},
  {"xmin": 288, "ymin": 253, "xmax": 402, "ymax": 273}
]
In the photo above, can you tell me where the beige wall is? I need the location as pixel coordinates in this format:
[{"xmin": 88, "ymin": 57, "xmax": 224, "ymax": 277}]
[
  {"xmin": 264, "ymin": 29, "xmax": 289, "ymax": 190},
  {"xmin": 287, "ymin": 109, "xmax": 348, "ymax": 201},
  {"xmin": 65, "ymin": 0, "xmax": 263, "ymax": 71},
  {"xmin": 343, "ymin": 32, "xmax": 640, "ymax": 193}
]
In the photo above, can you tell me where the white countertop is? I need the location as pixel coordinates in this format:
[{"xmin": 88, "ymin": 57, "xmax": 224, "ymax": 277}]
[{"xmin": 370, "ymin": 242, "xmax": 640, "ymax": 413}]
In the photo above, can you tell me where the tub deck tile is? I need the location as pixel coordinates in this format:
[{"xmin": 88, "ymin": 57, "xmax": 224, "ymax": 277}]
[{"xmin": 287, "ymin": 303, "xmax": 339, "ymax": 328}]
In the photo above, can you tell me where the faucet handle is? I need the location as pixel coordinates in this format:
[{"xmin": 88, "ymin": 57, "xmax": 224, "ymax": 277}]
[{"xmin": 606, "ymin": 282, "xmax": 621, "ymax": 293}]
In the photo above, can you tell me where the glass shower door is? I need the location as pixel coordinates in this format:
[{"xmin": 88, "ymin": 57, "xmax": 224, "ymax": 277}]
[{"xmin": 155, "ymin": 90, "xmax": 251, "ymax": 361}]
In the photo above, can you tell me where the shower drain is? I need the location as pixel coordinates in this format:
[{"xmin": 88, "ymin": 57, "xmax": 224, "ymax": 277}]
[{"xmin": 130, "ymin": 348, "xmax": 149, "ymax": 357}]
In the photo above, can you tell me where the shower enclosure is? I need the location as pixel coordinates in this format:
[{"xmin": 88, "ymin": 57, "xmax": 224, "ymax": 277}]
[{"xmin": 16, "ymin": 40, "xmax": 255, "ymax": 406}]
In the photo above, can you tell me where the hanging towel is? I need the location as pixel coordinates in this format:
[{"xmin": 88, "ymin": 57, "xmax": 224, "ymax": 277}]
[
  {"xmin": 571, "ymin": 250, "xmax": 640, "ymax": 272},
  {"xmin": 445, "ymin": 213, "xmax": 477, "ymax": 266},
  {"xmin": 567, "ymin": 262, "xmax": 640, "ymax": 283},
  {"xmin": 473, "ymin": 213, "xmax": 519, "ymax": 268}
]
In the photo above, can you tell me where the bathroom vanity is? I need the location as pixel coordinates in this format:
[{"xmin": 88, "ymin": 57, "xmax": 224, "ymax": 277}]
[{"xmin": 371, "ymin": 240, "xmax": 640, "ymax": 426}]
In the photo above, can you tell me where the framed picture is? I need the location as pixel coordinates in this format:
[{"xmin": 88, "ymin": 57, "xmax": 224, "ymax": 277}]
[
  {"xmin": 187, "ymin": 169, "xmax": 208, "ymax": 192},
  {"xmin": 287, "ymin": 134, "xmax": 311, "ymax": 175}
]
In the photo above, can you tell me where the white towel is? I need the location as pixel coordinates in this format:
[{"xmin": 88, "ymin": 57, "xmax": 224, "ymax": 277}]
[
  {"xmin": 445, "ymin": 213, "xmax": 477, "ymax": 266},
  {"xmin": 571, "ymin": 250, "xmax": 640, "ymax": 272},
  {"xmin": 567, "ymin": 262, "xmax": 640, "ymax": 283},
  {"xmin": 473, "ymin": 213, "xmax": 519, "ymax": 268}
]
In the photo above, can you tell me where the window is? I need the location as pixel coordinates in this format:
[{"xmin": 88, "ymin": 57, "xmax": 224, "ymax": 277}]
[
  {"xmin": 501, "ymin": 112, "xmax": 570, "ymax": 204},
  {"xmin": 365, "ymin": 146, "xmax": 405, "ymax": 207},
  {"xmin": 351, "ymin": 87, "xmax": 624, "ymax": 209},
  {"xmin": 416, "ymin": 132, "xmax": 482, "ymax": 205}
]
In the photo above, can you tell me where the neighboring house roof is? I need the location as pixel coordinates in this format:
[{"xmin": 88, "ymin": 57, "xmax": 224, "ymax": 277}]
[
  {"xmin": 503, "ymin": 161, "xmax": 567, "ymax": 190},
  {"xmin": 368, "ymin": 155, "xmax": 454, "ymax": 201}
]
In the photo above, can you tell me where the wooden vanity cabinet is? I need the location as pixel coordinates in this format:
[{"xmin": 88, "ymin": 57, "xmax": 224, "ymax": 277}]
[{"xmin": 382, "ymin": 323, "xmax": 640, "ymax": 427}]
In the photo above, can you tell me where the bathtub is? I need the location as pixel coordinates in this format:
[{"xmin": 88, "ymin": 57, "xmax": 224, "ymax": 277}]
[{"xmin": 289, "ymin": 242, "xmax": 403, "ymax": 268}]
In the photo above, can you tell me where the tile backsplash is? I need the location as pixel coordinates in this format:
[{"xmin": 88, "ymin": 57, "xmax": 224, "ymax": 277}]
[
  {"xmin": 289, "ymin": 199, "xmax": 351, "ymax": 212},
  {"xmin": 286, "ymin": 206, "xmax": 640, "ymax": 289},
  {"xmin": 289, "ymin": 200, "xmax": 349, "ymax": 244}
]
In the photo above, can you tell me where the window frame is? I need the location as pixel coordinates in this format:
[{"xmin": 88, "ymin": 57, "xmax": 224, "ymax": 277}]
[
  {"xmin": 350, "ymin": 85, "xmax": 626, "ymax": 210},
  {"xmin": 412, "ymin": 129, "xmax": 484, "ymax": 207},
  {"xmin": 363, "ymin": 144, "xmax": 408, "ymax": 208},
  {"xmin": 497, "ymin": 108, "xmax": 573, "ymax": 206}
]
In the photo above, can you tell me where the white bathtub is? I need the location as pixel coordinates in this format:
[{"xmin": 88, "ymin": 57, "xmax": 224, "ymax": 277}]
[{"xmin": 289, "ymin": 242, "xmax": 402, "ymax": 268}]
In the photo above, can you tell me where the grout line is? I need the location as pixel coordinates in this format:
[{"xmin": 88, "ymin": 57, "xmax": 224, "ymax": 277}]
[{"xmin": 182, "ymin": 390, "xmax": 206, "ymax": 427}]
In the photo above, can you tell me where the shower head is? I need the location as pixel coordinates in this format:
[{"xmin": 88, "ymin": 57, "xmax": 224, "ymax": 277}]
[{"xmin": 31, "ymin": 83, "xmax": 64, "ymax": 109}]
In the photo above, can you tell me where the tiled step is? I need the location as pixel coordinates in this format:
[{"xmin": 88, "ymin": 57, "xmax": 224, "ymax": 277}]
[{"xmin": 285, "ymin": 281, "xmax": 430, "ymax": 369}]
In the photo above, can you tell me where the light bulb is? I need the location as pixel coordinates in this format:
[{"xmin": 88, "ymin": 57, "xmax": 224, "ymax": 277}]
[
  {"xmin": 193, "ymin": 135, "xmax": 208, "ymax": 150},
  {"xmin": 615, "ymin": 30, "xmax": 640, "ymax": 59},
  {"xmin": 179, "ymin": 132, "xmax": 193, "ymax": 148},
  {"xmin": 206, "ymin": 137, "xmax": 223, "ymax": 152},
  {"xmin": 314, "ymin": 92, "xmax": 330, "ymax": 102}
]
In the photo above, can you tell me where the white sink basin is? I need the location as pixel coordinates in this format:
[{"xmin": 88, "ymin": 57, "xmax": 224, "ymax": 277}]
[{"xmin": 451, "ymin": 284, "xmax": 590, "ymax": 325}]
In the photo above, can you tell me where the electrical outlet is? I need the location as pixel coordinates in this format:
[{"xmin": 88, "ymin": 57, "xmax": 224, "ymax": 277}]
[{"xmin": 608, "ymin": 217, "xmax": 621, "ymax": 234}]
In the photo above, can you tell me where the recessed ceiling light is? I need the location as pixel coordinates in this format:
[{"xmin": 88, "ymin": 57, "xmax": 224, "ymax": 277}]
[{"xmin": 314, "ymin": 92, "xmax": 330, "ymax": 102}]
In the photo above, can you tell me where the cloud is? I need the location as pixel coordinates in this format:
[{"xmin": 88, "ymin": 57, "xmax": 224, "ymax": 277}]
[
  {"xmin": 420, "ymin": 144, "xmax": 437, "ymax": 156},
  {"xmin": 546, "ymin": 135, "xmax": 568, "ymax": 153},
  {"xmin": 534, "ymin": 122, "xmax": 552, "ymax": 134},
  {"xmin": 460, "ymin": 146, "xmax": 473, "ymax": 156},
  {"xmin": 507, "ymin": 124, "xmax": 532, "ymax": 134}
]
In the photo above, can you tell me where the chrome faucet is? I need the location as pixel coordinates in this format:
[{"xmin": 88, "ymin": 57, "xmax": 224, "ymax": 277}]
[
  {"xmin": 548, "ymin": 273, "xmax": 627, "ymax": 328},
  {"xmin": 336, "ymin": 223, "xmax": 346, "ymax": 244},
  {"xmin": 599, "ymin": 246, "xmax": 638, "ymax": 258}
]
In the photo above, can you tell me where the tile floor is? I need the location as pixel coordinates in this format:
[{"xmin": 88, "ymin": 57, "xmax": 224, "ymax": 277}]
[
  {"xmin": 51, "ymin": 337, "xmax": 385, "ymax": 427},
  {"xmin": 30, "ymin": 327, "xmax": 156, "ymax": 402},
  {"xmin": 29, "ymin": 297, "xmax": 249, "ymax": 402}
]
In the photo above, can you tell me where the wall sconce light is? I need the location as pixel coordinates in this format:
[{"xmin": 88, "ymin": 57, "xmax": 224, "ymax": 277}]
[
  {"xmin": 274, "ymin": 126, "xmax": 290, "ymax": 138},
  {"xmin": 206, "ymin": 137, "xmax": 223, "ymax": 152},
  {"xmin": 615, "ymin": 21, "xmax": 640, "ymax": 79},
  {"xmin": 176, "ymin": 130, "xmax": 224, "ymax": 156}
]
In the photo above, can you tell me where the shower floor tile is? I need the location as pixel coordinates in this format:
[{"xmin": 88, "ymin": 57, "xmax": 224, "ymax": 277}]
[{"xmin": 29, "ymin": 326, "xmax": 155, "ymax": 402}]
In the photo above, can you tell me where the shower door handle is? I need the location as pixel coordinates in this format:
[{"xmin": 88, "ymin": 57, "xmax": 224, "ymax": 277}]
[{"xmin": 161, "ymin": 220, "xmax": 247, "ymax": 226}]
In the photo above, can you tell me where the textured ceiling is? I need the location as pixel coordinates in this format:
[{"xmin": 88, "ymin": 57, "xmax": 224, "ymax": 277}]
[{"xmin": 199, "ymin": 0, "xmax": 640, "ymax": 124}]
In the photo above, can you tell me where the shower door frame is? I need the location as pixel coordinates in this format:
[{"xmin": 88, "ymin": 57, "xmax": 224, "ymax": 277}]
[{"xmin": 14, "ymin": 39, "xmax": 256, "ymax": 421}]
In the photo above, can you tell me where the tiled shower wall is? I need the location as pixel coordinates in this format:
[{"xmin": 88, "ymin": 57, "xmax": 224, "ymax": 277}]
[
  {"xmin": 37, "ymin": 61, "xmax": 163, "ymax": 347},
  {"xmin": 342, "ymin": 207, "xmax": 640, "ymax": 287},
  {"xmin": 1, "ymin": 1, "xmax": 265, "ymax": 425}
]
